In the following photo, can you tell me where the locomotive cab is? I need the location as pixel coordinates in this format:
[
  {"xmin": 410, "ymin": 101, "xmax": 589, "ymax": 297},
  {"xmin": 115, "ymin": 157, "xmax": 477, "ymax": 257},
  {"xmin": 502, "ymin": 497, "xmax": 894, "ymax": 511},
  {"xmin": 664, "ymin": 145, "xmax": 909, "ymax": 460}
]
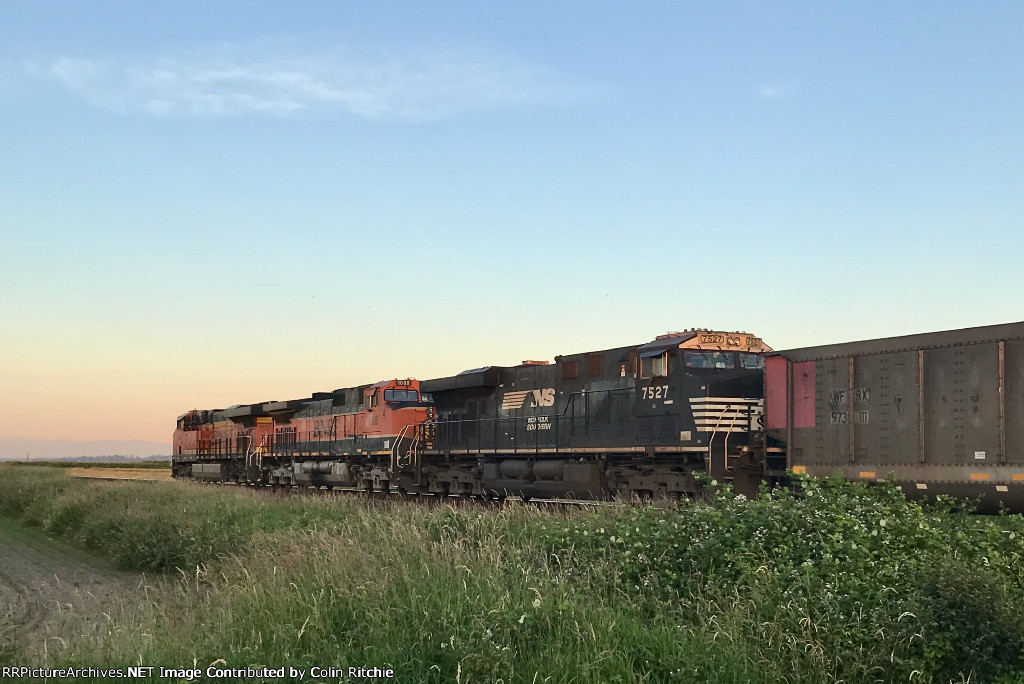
[
  {"xmin": 361, "ymin": 380, "xmax": 431, "ymax": 431},
  {"xmin": 631, "ymin": 331, "xmax": 771, "ymax": 485}
]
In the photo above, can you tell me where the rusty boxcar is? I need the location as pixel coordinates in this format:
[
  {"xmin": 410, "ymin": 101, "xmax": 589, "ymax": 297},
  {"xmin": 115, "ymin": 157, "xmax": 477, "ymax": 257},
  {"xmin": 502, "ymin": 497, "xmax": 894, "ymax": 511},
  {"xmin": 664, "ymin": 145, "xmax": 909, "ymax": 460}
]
[{"xmin": 764, "ymin": 321, "xmax": 1024, "ymax": 512}]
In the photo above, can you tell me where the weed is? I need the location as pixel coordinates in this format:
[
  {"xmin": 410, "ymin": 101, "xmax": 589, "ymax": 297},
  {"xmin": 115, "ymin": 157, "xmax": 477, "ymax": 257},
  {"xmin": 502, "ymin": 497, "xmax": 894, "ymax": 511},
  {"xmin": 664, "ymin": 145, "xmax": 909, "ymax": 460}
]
[{"xmin": 1, "ymin": 465, "xmax": 1022, "ymax": 683}]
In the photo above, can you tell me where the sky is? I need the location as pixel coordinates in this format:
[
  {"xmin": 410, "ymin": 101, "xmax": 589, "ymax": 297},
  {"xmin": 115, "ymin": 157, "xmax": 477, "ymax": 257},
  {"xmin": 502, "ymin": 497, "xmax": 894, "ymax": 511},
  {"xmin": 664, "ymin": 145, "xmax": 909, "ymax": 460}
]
[{"xmin": 1, "ymin": 2, "xmax": 1023, "ymax": 451}]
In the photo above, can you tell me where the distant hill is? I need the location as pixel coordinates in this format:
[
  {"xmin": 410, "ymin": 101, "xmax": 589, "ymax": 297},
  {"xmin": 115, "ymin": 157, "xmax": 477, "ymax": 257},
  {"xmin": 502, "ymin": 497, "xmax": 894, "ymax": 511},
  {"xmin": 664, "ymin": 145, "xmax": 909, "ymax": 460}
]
[{"xmin": 0, "ymin": 439, "xmax": 171, "ymax": 461}]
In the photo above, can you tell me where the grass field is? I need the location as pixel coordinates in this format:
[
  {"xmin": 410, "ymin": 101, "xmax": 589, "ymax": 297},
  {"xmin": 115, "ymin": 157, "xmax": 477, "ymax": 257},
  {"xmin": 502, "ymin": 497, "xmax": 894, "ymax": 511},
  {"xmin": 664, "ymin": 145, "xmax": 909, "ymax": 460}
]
[
  {"xmin": 2, "ymin": 460, "xmax": 170, "ymax": 470},
  {"xmin": 0, "ymin": 464, "xmax": 1022, "ymax": 683}
]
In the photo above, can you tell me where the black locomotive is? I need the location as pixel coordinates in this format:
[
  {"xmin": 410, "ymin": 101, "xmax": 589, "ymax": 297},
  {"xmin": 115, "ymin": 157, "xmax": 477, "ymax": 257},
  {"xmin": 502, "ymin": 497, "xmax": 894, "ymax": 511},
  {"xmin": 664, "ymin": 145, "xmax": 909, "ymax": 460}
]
[{"xmin": 393, "ymin": 330, "xmax": 771, "ymax": 499}]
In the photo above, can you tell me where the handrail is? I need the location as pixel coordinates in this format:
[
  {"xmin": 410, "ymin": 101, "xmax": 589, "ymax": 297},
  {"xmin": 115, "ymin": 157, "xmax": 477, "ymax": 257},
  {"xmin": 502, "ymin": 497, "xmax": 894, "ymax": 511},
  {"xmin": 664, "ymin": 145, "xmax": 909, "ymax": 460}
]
[
  {"xmin": 245, "ymin": 434, "xmax": 269, "ymax": 469},
  {"xmin": 408, "ymin": 425, "xmax": 419, "ymax": 471},
  {"xmin": 391, "ymin": 424, "xmax": 411, "ymax": 471},
  {"xmin": 706, "ymin": 403, "xmax": 733, "ymax": 475},
  {"xmin": 391, "ymin": 423, "xmax": 421, "ymax": 472},
  {"xmin": 723, "ymin": 404, "xmax": 754, "ymax": 472}
]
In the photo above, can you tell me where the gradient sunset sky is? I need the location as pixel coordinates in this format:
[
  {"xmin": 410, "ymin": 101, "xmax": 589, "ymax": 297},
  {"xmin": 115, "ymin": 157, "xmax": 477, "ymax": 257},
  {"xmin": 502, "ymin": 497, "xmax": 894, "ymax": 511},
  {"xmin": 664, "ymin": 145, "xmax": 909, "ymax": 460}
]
[{"xmin": 1, "ymin": 2, "xmax": 1022, "ymax": 450}]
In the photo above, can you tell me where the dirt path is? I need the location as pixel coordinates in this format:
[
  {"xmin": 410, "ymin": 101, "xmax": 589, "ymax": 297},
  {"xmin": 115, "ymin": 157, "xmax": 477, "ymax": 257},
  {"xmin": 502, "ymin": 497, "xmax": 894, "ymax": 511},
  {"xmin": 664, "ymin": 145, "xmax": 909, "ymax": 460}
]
[
  {"xmin": 66, "ymin": 467, "xmax": 172, "ymax": 481},
  {"xmin": 0, "ymin": 517, "xmax": 143, "ymax": 663}
]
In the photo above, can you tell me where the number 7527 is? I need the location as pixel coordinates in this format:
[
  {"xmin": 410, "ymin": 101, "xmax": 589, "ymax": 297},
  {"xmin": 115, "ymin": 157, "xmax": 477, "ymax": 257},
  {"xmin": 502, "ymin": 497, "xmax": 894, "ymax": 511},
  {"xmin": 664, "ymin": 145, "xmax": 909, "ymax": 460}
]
[{"xmin": 642, "ymin": 385, "xmax": 669, "ymax": 400}]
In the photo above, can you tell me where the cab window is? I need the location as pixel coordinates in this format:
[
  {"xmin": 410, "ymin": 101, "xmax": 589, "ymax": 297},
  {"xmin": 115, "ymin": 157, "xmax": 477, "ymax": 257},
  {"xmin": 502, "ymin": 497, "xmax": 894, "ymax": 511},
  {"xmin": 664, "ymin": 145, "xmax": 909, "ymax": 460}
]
[
  {"xmin": 384, "ymin": 389, "xmax": 418, "ymax": 402},
  {"xmin": 366, "ymin": 390, "xmax": 380, "ymax": 409},
  {"xmin": 739, "ymin": 353, "xmax": 764, "ymax": 369},
  {"xmin": 640, "ymin": 352, "xmax": 669, "ymax": 378},
  {"xmin": 684, "ymin": 351, "xmax": 735, "ymax": 369}
]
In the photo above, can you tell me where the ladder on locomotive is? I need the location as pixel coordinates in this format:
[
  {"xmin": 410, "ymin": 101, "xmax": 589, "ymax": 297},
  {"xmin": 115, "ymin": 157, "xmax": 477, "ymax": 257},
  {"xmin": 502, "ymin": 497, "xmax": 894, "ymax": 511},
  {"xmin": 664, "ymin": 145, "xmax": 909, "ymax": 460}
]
[
  {"xmin": 245, "ymin": 434, "xmax": 270, "ymax": 470},
  {"xmin": 391, "ymin": 423, "xmax": 432, "ymax": 472},
  {"xmin": 705, "ymin": 402, "xmax": 750, "ymax": 477}
]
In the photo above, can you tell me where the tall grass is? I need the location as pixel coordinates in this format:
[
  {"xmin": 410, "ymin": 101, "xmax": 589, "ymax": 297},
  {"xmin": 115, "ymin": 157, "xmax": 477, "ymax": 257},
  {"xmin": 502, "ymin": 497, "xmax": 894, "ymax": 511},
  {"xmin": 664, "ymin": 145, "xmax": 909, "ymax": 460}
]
[
  {"xmin": 4, "ymin": 460, "xmax": 169, "ymax": 469},
  {"xmin": 1, "ymin": 464, "xmax": 1022, "ymax": 683}
]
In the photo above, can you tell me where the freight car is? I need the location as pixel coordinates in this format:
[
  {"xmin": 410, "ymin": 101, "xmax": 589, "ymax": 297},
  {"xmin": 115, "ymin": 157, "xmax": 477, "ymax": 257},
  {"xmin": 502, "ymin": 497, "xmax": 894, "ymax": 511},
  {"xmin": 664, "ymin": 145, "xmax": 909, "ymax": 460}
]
[
  {"xmin": 172, "ymin": 330, "xmax": 771, "ymax": 499},
  {"xmin": 763, "ymin": 321, "xmax": 1024, "ymax": 512}
]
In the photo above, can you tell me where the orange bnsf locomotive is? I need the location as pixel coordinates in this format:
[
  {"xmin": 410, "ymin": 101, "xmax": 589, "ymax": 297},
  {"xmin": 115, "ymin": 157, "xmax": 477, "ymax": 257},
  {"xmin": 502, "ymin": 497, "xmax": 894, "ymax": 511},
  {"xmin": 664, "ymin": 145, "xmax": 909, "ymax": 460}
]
[
  {"xmin": 172, "ymin": 330, "xmax": 772, "ymax": 499},
  {"xmin": 173, "ymin": 378, "xmax": 433, "ymax": 489}
]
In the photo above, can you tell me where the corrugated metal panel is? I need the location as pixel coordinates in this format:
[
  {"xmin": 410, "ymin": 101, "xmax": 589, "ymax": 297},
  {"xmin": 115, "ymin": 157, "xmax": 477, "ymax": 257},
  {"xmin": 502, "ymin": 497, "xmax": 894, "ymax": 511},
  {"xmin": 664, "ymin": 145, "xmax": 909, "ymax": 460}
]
[
  {"xmin": 923, "ymin": 343, "xmax": 1000, "ymax": 466},
  {"xmin": 1006, "ymin": 340, "xmax": 1024, "ymax": 466},
  {"xmin": 793, "ymin": 362, "xmax": 815, "ymax": 429},
  {"xmin": 810, "ymin": 357, "xmax": 851, "ymax": 464},
  {"xmin": 855, "ymin": 351, "xmax": 921, "ymax": 464},
  {"xmin": 765, "ymin": 356, "xmax": 788, "ymax": 429}
]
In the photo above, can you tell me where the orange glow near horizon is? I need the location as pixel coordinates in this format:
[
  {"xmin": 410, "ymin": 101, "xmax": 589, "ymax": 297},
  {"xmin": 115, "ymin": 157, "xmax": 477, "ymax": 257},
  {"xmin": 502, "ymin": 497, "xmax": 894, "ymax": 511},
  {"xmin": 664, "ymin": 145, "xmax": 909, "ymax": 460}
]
[
  {"xmin": 0, "ymin": 331, "xmax": 569, "ymax": 443},
  {"xmin": 4, "ymin": 308, "xmax": 1006, "ymax": 445}
]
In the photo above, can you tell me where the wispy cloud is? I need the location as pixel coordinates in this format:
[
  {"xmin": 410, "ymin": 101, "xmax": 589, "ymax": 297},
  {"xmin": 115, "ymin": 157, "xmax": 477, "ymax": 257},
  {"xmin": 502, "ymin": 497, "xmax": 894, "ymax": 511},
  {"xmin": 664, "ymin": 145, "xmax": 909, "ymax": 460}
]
[
  {"xmin": 24, "ymin": 46, "xmax": 596, "ymax": 120},
  {"xmin": 756, "ymin": 81, "xmax": 797, "ymax": 100}
]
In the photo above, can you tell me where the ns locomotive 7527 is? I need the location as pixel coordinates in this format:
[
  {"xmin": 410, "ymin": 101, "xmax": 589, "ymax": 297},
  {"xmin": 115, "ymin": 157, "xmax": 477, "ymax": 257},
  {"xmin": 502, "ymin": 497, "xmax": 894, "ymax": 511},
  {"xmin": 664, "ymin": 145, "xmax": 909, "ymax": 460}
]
[{"xmin": 172, "ymin": 330, "xmax": 772, "ymax": 499}]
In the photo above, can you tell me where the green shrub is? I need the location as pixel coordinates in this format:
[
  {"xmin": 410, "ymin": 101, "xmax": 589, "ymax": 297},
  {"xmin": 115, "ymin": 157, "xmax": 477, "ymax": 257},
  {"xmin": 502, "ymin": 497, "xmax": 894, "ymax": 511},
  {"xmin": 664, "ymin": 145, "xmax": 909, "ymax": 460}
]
[
  {"xmin": 533, "ymin": 476, "xmax": 1024, "ymax": 682},
  {"xmin": 915, "ymin": 558, "xmax": 1024, "ymax": 681}
]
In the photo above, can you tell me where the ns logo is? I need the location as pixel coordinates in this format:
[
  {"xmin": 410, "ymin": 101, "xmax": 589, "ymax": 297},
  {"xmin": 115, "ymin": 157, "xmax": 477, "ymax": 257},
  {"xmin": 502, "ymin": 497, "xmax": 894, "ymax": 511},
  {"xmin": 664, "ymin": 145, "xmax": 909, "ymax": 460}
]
[{"xmin": 501, "ymin": 388, "xmax": 555, "ymax": 411}]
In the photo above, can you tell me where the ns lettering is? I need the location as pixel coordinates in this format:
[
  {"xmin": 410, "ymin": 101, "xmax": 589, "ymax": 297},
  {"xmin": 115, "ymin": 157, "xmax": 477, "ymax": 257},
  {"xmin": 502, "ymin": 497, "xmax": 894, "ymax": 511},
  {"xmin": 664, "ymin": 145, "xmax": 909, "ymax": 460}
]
[{"xmin": 532, "ymin": 388, "xmax": 555, "ymax": 407}]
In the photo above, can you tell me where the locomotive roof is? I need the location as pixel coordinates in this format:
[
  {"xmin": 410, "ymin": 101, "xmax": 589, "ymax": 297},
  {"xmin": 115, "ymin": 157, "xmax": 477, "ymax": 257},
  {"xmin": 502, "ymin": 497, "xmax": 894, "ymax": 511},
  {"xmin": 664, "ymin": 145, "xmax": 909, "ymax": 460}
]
[
  {"xmin": 458, "ymin": 366, "xmax": 494, "ymax": 375},
  {"xmin": 635, "ymin": 332, "xmax": 698, "ymax": 357},
  {"xmin": 421, "ymin": 367, "xmax": 502, "ymax": 393},
  {"xmin": 179, "ymin": 379, "xmax": 392, "ymax": 423}
]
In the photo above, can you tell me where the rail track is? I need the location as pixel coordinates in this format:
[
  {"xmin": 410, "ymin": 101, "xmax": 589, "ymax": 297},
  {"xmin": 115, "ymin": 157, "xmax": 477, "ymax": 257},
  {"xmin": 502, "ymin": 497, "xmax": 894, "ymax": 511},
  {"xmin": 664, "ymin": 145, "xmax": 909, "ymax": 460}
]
[{"xmin": 66, "ymin": 467, "xmax": 633, "ymax": 509}]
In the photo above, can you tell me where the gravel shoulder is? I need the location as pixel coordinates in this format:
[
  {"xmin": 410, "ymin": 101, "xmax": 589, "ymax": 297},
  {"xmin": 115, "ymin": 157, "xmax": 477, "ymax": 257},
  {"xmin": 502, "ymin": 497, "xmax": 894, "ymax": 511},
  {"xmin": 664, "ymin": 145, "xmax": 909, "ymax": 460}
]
[
  {"xmin": 66, "ymin": 467, "xmax": 172, "ymax": 481},
  {"xmin": 0, "ymin": 516, "xmax": 143, "ymax": 663}
]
